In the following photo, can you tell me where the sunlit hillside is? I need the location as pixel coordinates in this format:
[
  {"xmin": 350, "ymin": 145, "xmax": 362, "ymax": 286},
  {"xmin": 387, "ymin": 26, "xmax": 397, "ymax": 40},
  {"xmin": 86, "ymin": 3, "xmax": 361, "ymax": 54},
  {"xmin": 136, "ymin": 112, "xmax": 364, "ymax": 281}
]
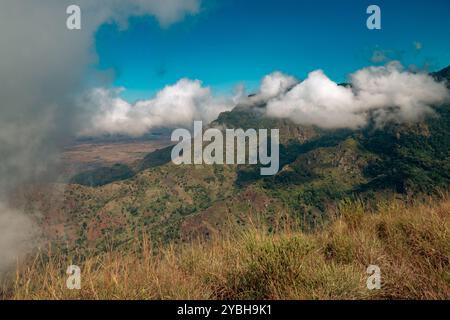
[{"xmin": 3, "ymin": 195, "xmax": 449, "ymax": 300}]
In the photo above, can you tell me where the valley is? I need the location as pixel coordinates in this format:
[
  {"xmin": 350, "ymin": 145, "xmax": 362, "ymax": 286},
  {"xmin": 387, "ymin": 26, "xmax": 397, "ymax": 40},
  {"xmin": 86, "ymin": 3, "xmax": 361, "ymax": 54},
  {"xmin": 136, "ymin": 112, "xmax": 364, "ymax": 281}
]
[
  {"xmin": 59, "ymin": 137, "xmax": 172, "ymax": 178},
  {"xmin": 21, "ymin": 66, "xmax": 450, "ymax": 259}
]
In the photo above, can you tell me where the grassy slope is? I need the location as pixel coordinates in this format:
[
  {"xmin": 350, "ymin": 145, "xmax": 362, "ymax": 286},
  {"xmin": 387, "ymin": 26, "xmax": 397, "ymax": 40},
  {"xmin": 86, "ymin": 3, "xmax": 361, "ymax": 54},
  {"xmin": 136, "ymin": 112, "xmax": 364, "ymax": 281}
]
[
  {"xmin": 5, "ymin": 195, "xmax": 450, "ymax": 300},
  {"xmin": 6, "ymin": 67, "xmax": 449, "ymax": 300}
]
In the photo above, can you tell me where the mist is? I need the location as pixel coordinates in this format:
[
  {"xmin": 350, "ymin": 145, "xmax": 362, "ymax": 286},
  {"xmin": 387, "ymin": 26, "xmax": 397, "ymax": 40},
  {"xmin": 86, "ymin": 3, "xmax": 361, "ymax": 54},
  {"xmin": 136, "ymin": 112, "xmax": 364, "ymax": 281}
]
[
  {"xmin": 0, "ymin": 204, "xmax": 37, "ymax": 273},
  {"xmin": 0, "ymin": 0, "xmax": 201, "ymax": 273}
]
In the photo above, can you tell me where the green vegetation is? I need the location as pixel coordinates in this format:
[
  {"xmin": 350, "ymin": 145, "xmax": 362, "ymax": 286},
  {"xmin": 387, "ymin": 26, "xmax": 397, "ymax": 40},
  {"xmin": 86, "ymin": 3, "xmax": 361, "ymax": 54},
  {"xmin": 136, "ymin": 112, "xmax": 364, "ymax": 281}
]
[
  {"xmin": 57, "ymin": 96, "xmax": 450, "ymax": 252},
  {"xmin": 3, "ymin": 67, "xmax": 450, "ymax": 300},
  {"xmin": 12, "ymin": 67, "xmax": 447, "ymax": 299},
  {"xmin": 70, "ymin": 164, "xmax": 135, "ymax": 187}
]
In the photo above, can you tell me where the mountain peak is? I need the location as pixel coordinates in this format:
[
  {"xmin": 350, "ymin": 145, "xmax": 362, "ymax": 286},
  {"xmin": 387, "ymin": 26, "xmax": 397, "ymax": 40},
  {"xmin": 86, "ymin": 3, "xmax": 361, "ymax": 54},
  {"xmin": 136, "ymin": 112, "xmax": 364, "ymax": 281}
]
[{"xmin": 432, "ymin": 65, "xmax": 450, "ymax": 82}]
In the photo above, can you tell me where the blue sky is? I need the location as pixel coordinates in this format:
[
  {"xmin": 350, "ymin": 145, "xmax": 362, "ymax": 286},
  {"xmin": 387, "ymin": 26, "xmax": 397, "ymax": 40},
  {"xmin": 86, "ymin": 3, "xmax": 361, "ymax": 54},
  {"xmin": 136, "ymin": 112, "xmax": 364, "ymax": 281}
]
[{"xmin": 94, "ymin": 0, "xmax": 450, "ymax": 102}]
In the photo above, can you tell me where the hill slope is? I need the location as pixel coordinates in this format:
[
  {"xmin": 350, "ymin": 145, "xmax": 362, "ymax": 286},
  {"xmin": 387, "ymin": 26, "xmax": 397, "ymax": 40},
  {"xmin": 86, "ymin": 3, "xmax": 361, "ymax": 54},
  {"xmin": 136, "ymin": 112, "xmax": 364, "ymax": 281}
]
[
  {"xmin": 8, "ymin": 196, "xmax": 450, "ymax": 300},
  {"xmin": 25, "ymin": 66, "xmax": 450, "ymax": 251}
]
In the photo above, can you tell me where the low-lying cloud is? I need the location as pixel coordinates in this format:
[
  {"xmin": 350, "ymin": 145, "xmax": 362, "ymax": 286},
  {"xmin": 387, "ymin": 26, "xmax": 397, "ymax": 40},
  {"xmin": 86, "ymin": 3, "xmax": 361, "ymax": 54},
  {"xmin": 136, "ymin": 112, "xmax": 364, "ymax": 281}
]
[
  {"xmin": 0, "ymin": 203, "xmax": 37, "ymax": 276},
  {"xmin": 266, "ymin": 63, "xmax": 450, "ymax": 128},
  {"xmin": 83, "ymin": 63, "xmax": 450, "ymax": 137},
  {"xmin": 80, "ymin": 79, "xmax": 235, "ymax": 136},
  {"xmin": 259, "ymin": 72, "xmax": 298, "ymax": 100}
]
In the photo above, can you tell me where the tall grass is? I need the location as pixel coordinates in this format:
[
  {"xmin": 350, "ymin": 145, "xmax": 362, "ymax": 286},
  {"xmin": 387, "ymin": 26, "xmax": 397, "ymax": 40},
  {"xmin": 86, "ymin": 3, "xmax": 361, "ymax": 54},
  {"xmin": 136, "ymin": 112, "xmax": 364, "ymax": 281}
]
[{"xmin": 2, "ymin": 196, "xmax": 450, "ymax": 300}]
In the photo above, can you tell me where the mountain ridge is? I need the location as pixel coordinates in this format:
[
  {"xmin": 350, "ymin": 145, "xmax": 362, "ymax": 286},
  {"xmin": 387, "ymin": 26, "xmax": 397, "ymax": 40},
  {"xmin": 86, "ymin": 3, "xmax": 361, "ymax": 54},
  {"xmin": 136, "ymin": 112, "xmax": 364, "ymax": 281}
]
[{"xmin": 28, "ymin": 65, "xmax": 450, "ymax": 251}]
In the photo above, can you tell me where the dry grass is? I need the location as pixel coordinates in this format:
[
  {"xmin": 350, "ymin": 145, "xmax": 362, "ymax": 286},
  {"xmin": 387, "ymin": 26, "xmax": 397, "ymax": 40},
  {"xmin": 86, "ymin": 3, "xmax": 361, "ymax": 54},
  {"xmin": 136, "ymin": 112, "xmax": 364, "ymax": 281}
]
[{"xmin": 2, "ymin": 196, "xmax": 450, "ymax": 300}]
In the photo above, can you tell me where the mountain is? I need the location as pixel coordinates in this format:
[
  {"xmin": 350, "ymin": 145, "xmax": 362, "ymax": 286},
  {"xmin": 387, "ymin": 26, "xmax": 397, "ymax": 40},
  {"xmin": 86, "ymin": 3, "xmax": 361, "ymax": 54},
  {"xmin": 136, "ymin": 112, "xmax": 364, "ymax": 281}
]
[
  {"xmin": 432, "ymin": 65, "xmax": 450, "ymax": 84},
  {"xmin": 26, "ymin": 66, "xmax": 450, "ymax": 253}
]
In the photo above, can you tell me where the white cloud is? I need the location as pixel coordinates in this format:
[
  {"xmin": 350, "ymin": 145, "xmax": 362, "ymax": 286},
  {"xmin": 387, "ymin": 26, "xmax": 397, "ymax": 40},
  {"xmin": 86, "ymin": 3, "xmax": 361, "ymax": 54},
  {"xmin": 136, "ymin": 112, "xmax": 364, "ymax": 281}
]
[
  {"xmin": 80, "ymin": 79, "xmax": 234, "ymax": 136},
  {"xmin": 81, "ymin": 71, "xmax": 298, "ymax": 137},
  {"xmin": 236, "ymin": 71, "xmax": 297, "ymax": 109},
  {"xmin": 259, "ymin": 72, "xmax": 298, "ymax": 99},
  {"xmin": 351, "ymin": 63, "xmax": 449, "ymax": 122},
  {"xmin": 266, "ymin": 63, "xmax": 450, "ymax": 129},
  {"xmin": 266, "ymin": 70, "xmax": 366, "ymax": 128},
  {"xmin": 84, "ymin": 63, "xmax": 450, "ymax": 136}
]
